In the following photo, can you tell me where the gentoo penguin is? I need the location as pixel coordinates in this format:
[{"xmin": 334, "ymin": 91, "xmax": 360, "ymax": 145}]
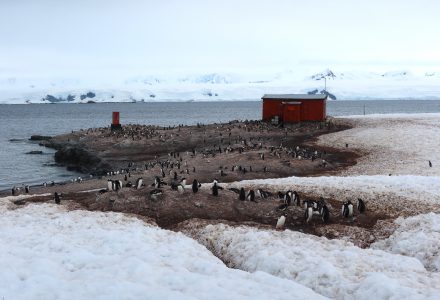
[
  {"xmin": 357, "ymin": 198, "xmax": 366, "ymax": 213},
  {"xmin": 276, "ymin": 215, "xmax": 286, "ymax": 230},
  {"xmin": 341, "ymin": 201, "xmax": 354, "ymax": 218},
  {"xmin": 125, "ymin": 181, "xmax": 133, "ymax": 188},
  {"xmin": 293, "ymin": 191, "xmax": 300, "ymax": 206},
  {"xmin": 247, "ymin": 190, "xmax": 256, "ymax": 202},
  {"xmin": 25, "ymin": 185, "xmax": 30, "ymax": 194},
  {"xmin": 136, "ymin": 178, "xmax": 143, "ymax": 189},
  {"xmin": 429, "ymin": 160, "xmax": 432, "ymax": 167},
  {"xmin": 239, "ymin": 188, "xmax": 246, "ymax": 201},
  {"xmin": 320, "ymin": 204, "xmax": 330, "ymax": 223},
  {"xmin": 107, "ymin": 179, "xmax": 113, "ymax": 191},
  {"xmin": 124, "ymin": 174, "xmax": 128, "ymax": 181},
  {"xmin": 192, "ymin": 179, "xmax": 201, "ymax": 193},
  {"xmin": 304, "ymin": 206, "xmax": 313, "ymax": 223},
  {"xmin": 11, "ymin": 186, "xmax": 15, "ymax": 196},
  {"xmin": 177, "ymin": 184, "xmax": 185, "ymax": 194},
  {"xmin": 149, "ymin": 189, "xmax": 163, "ymax": 201},
  {"xmin": 181, "ymin": 178, "xmax": 187, "ymax": 187},
  {"xmin": 284, "ymin": 191, "xmax": 292, "ymax": 206},
  {"xmin": 54, "ymin": 192, "xmax": 61, "ymax": 205},
  {"xmin": 212, "ymin": 182, "xmax": 219, "ymax": 196}
]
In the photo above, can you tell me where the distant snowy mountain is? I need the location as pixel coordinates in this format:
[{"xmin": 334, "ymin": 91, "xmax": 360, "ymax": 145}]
[{"xmin": 1, "ymin": 68, "xmax": 440, "ymax": 104}]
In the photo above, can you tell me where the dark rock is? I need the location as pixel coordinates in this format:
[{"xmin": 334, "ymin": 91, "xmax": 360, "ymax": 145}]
[
  {"xmin": 26, "ymin": 150, "xmax": 43, "ymax": 155},
  {"xmin": 54, "ymin": 146, "xmax": 111, "ymax": 175},
  {"xmin": 29, "ymin": 135, "xmax": 52, "ymax": 141}
]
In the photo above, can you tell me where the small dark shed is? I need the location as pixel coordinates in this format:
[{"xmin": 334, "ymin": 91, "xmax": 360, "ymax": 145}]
[{"xmin": 261, "ymin": 94, "xmax": 327, "ymax": 123}]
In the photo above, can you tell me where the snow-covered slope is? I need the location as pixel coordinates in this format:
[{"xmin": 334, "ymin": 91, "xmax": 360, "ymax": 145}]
[
  {"xmin": 1, "ymin": 68, "xmax": 440, "ymax": 103},
  {"xmin": 0, "ymin": 197, "xmax": 325, "ymax": 300},
  {"xmin": 182, "ymin": 222, "xmax": 440, "ymax": 300}
]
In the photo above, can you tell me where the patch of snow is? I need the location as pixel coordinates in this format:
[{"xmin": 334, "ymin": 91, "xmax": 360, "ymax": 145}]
[
  {"xmin": 0, "ymin": 200, "xmax": 325, "ymax": 300},
  {"xmin": 372, "ymin": 213, "xmax": 440, "ymax": 272},
  {"xmin": 319, "ymin": 113, "xmax": 440, "ymax": 176},
  {"xmin": 182, "ymin": 223, "xmax": 440, "ymax": 299}
]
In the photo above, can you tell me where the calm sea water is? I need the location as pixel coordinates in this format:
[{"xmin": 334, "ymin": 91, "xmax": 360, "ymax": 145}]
[{"xmin": 1, "ymin": 100, "xmax": 440, "ymax": 190}]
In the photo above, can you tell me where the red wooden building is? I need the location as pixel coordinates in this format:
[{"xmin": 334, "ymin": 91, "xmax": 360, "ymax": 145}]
[{"xmin": 261, "ymin": 94, "xmax": 327, "ymax": 123}]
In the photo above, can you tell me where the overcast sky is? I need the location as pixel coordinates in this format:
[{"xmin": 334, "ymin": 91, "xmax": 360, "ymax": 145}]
[{"xmin": 1, "ymin": 0, "xmax": 439, "ymax": 77}]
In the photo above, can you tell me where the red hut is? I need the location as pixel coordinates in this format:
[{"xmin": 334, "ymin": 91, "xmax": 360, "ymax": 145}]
[{"xmin": 261, "ymin": 94, "xmax": 327, "ymax": 123}]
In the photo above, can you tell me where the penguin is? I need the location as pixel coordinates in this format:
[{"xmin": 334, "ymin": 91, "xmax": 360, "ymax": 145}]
[
  {"xmin": 25, "ymin": 185, "xmax": 30, "ymax": 194},
  {"xmin": 126, "ymin": 182, "xmax": 133, "ymax": 188},
  {"xmin": 357, "ymin": 198, "xmax": 366, "ymax": 213},
  {"xmin": 276, "ymin": 215, "xmax": 286, "ymax": 230},
  {"xmin": 212, "ymin": 182, "xmax": 219, "ymax": 196},
  {"xmin": 177, "ymin": 184, "xmax": 185, "ymax": 194},
  {"xmin": 304, "ymin": 206, "xmax": 313, "ymax": 223},
  {"xmin": 149, "ymin": 189, "xmax": 163, "ymax": 201},
  {"xmin": 107, "ymin": 179, "xmax": 113, "ymax": 191},
  {"xmin": 239, "ymin": 187, "xmax": 246, "ymax": 201},
  {"xmin": 54, "ymin": 192, "xmax": 61, "ymax": 205},
  {"xmin": 293, "ymin": 191, "xmax": 300, "ymax": 206},
  {"xmin": 229, "ymin": 187, "xmax": 240, "ymax": 194},
  {"xmin": 429, "ymin": 160, "xmax": 432, "ymax": 167},
  {"xmin": 136, "ymin": 178, "xmax": 143, "ymax": 189},
  {"xmin": 277, "ymin": 203, "xmax": 288, "ymax": 211},
  {"xmin": 192, "ymin": 179, "xmax": 201, "ymax": 193},
  {"xmin": 284, "ymin": 191, "xmax": 292, "ymax": 206},
  {"xmin": 247, "ymin": 190, "xmax": 256, "ymax": 202},
  {"xmin": 320, "ymin": 204, "xmax": 330, "ymax": 223},
  {"xmin": 278, "ymin": 191, "xmax": 285, "ymax": 199},
  {"xmin": 341, "ymin": 201, "xmax": 354, "ymax": 218},
  {"xmin": 124, "ymin": 174, "xmax": 128, "ymax": 181}
]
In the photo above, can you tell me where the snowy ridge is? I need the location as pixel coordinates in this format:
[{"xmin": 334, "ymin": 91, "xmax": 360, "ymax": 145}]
[
  {"xmin": 372, "ymin": 213, "xmax": 440, "ymax": 272},
  {"xmin": 0, "ymin": 198, "xmax": 325, "ymax": 300},
  {"xmin": 1, "ymin": 68, "xmax": 440, "ymax": 103},
  {"xmin": 181, "ymin": 222, "xmax": 440, "ymax": 300}
]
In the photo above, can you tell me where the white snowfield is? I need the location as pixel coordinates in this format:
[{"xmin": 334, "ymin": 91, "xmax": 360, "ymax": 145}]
[
  {"xmin": 0, "ymin": 198, "xmax": 325, "ymax": 300},
  {"xmin": 182, "ymin": 222, "xmax": 440, "ymax": 300},
  {"xmin": 1, "ymin": 69, "xmax": 440, "ymax": 103},
  {"xmin": 319, "ymin": 113, "xmax": 440, "ymax": 176}
]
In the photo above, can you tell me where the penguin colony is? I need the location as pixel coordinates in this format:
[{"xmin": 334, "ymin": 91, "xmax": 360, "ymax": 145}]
[{"xmin": 8, "ymin": 120, "xmax": 375, "ymax": 230}]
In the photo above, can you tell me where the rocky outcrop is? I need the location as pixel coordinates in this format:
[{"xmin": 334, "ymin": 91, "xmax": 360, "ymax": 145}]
[{"xmin": 54, "ymin": 146, "xmax": 111, "ymax": 175}]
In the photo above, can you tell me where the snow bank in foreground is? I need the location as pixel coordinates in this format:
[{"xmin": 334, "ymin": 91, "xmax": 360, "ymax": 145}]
[
  {"xmin": 319, "ymin": 114, "xmax": 440, "ymax": 176},
  {"xmin": 372, "ymin": 213, "xmax": 440, "ymax": 272},
  {"xmin": 182, "ymin": 223, "xmax": 440, "ymax": 300},
  {"xmin": 230, "ymin": 175, "xmax": 440, "ymax": 216},
  {"xmin": 0, "ymin": 199, "xmax": 324, "ymax": 300}
]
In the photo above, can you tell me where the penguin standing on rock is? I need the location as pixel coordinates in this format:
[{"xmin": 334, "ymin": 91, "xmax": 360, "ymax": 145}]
[
  {"xmin": 25, "ymin": 185, "xmax": 30, "ymax": 194},
  {"xmin": 357, "ymin": 198, "xmax": 366, "ymax": 213},
  {"xmin": 238, "ymin": 188, "xmax": 246, "ymax": 201},
  {"xmin": 247, "ymin": 190, "xmax": 256, "ymax": 202},
  {"xmin": 107, "ymin": 179, "xmax": 113, "ymax": 191},
  {"xmin": 304, "ymin": 205, "xmax": 313, "ymax": 223},
  {"xmin": 320, "ymin": 204, "xmax": 330, "ymax": 223},
  {"xmin": 341, "ymin": 201, "xmax": 354, "ymax": 218},
  {"xmin": 192, "ymin": 179, "xmax": 201, "ymax": 193},
  {"xmin": 54, "ymin": 192, "xmax": 61, "ymax": 205},
  {"xmin": 136, "ymin": 178, "xmax": 143, "ymax": 189},
  {"xmin": 212, "ymin": 182, "xmax": 220, "ymax": 196}
]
